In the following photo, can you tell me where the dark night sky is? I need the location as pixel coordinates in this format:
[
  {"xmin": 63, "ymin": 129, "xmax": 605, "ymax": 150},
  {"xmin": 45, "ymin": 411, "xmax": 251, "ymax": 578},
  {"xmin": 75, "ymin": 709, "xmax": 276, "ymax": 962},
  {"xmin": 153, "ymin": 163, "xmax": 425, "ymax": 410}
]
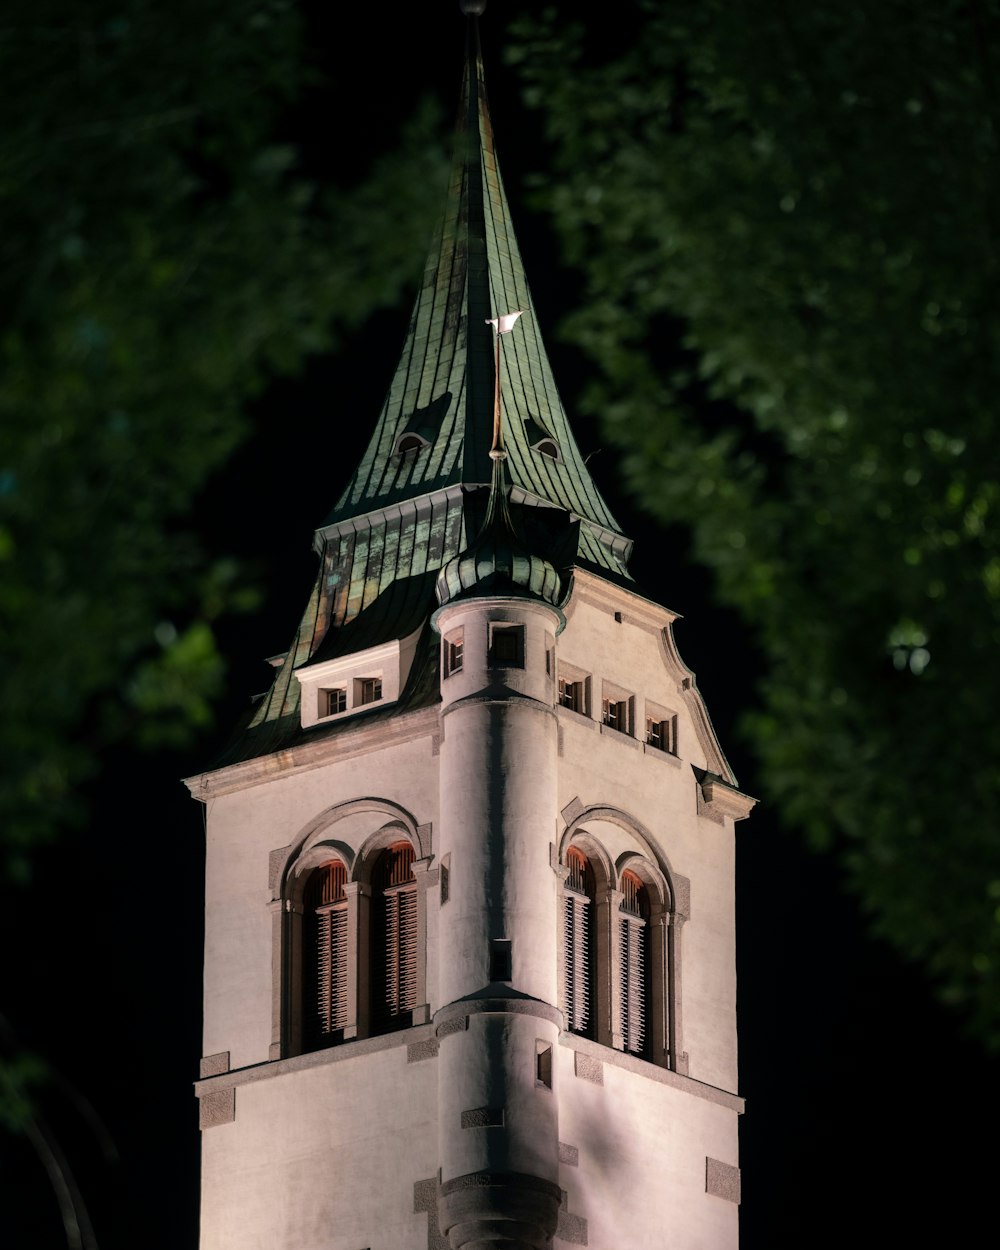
[{"xmin": 3, "ymin": 6, "xmax": 998, "ymax": 1248}]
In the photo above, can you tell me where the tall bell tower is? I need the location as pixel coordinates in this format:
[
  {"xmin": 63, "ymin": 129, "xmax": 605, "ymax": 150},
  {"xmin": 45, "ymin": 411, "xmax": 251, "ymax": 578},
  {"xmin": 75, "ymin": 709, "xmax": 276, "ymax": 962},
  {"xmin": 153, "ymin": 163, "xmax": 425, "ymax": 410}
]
[{"xmin": 186, "ymin": 9, "xmax": 755, "ymax": 1249}]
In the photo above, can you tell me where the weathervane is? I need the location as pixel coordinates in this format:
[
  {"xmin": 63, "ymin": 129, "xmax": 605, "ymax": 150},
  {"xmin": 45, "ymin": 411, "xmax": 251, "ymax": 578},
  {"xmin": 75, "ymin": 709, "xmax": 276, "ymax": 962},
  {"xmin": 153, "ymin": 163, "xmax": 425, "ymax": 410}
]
[{"xmin": 486, "ymin": 310, "xmax": 525, "ymax": 461}]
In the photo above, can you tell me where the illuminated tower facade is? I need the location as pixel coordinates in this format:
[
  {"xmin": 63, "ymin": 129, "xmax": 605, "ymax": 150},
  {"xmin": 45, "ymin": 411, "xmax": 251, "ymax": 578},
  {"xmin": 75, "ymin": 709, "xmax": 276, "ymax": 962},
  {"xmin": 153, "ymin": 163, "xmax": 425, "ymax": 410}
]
[{"xmin": 186, "ymin": 12, "xmax": 754, "ymax": 1249}]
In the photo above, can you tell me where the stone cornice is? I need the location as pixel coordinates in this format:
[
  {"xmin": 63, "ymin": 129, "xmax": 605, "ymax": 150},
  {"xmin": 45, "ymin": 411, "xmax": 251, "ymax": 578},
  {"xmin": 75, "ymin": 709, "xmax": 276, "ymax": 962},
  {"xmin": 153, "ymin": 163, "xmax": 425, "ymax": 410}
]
[
  {"xmin": 560, "ymin": 1032, "xmax": 744, "ymax": 1112},
  {"xmin": 193, "ymin": 1024, "xmax": 744, "ymax": 1115},
  {"xmin": 194, "ymin": 1025, "xmax": 438, "ymax": 1097},
  {"xmin": 696, "ymin": 772, "xmax": 758, "ymax": 825},
  {"xmin": 569, "ymin": 568, "xmax": 679, "ymax": 632},
  {"xmin": 183, "ymin": 704, "xmax": 440, "ymax": 801}
]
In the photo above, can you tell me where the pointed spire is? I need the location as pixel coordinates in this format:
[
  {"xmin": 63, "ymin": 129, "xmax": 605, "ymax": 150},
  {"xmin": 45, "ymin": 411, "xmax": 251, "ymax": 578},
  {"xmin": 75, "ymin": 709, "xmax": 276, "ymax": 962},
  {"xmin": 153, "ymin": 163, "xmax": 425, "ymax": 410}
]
[
  {"xmin": 325, "ymin": 15, "xmax": 629, "ymax": 574},
  {"xmin": 221, "ymin": 12, "xmax": 630, "ymax": 765}
]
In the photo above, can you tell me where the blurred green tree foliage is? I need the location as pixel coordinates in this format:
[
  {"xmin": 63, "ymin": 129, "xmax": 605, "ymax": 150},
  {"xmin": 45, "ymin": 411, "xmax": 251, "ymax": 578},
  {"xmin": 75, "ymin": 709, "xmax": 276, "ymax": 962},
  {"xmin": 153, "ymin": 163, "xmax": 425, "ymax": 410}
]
[
  {"xmin": 0, "ymin": 1, "xmax": 446, "ymax": 881},
  {"xmin": 510, "ymin": 1, "xmax": 1000, "ymax": 1044}
]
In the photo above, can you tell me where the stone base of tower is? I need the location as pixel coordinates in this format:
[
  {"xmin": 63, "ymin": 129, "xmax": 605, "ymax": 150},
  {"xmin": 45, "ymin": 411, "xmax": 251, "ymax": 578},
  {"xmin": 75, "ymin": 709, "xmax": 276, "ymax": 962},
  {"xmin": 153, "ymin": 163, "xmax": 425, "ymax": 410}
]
[{"xmin": 438, "ymin": 1171, "xmax": 561, "ymax": 1249}]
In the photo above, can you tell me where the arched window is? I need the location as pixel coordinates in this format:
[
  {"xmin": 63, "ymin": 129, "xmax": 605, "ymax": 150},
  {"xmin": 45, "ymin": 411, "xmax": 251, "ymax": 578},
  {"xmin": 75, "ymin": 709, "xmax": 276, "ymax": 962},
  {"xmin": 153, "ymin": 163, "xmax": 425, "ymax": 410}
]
[
  {"xmin": 562, "ymin": 847, "xmax": 596, "ymax": 1038},
  {"xmin": 304, "ymin": 859, "xmax": 349, "ymax": 1049},
  {"xmin": 371, "ymin": 842, "xmax": 418, "ymax": 1034},
  {"xmin": 618, "ymin": 870, "xmax": 651, "ymax": 1058}
]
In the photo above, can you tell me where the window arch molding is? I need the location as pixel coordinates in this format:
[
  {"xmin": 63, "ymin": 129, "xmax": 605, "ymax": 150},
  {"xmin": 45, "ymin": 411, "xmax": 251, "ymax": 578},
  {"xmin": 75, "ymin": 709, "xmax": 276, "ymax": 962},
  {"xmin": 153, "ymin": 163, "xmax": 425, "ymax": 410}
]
[
  {"xmin": 353, "ymin": 820, "xmax": 423, "ymax": 881},
  {"xmin": 269, "ymin": 799, "xmax": 432, "ymax": 1060},
  {"xmin": 271, "ymin": 797, "xmax": 430, "ymax": 901},
  {"xmin": 558, "ymin": 804, "xmax": 679, "ymax": 900},
  {"xmin": 556, "ymin": 803, "xmax": 689, "ymax": 1073},
  {"xmin": 614, "ymin": 850, "xmax": 670, "ymax": 912}
]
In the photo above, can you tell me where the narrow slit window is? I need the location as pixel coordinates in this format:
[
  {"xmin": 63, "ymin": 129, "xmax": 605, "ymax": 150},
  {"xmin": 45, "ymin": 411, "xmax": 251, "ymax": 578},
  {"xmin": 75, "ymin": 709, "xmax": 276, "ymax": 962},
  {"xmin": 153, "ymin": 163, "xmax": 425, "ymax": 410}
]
[
  {"xmin": 535, "ymin": 1041, "xmax": 553, "ymax": 1089},
  {"xmin": 372, "ymin": 842, "xmax": 417, "ymax": 1035},
  {"xmin": 619, "ymin": 870, "xmax": 651, "ymax": 1059},
  {"xmin": 489, "ymin": 939, "xmax": 513, "ymax": 982},
  {"xmin": 304, "ymin": 860, "xmax": 349, "ymax": 1048},
  {"xmin": 561, "ymin": 848, "xmax": 596, "ymax": 1039},
  {"xmin": 443, "ymin": 629, "xmax": 464, "ymax": 677}
]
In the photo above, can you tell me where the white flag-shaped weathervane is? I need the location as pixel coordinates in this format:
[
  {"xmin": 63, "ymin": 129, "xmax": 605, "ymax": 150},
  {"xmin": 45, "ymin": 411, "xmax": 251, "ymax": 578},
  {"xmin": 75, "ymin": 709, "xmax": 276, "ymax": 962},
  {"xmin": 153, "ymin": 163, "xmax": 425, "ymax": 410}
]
[{"xmin": 487, "ymin": 310, "xmax": 525, "ymax": 334}]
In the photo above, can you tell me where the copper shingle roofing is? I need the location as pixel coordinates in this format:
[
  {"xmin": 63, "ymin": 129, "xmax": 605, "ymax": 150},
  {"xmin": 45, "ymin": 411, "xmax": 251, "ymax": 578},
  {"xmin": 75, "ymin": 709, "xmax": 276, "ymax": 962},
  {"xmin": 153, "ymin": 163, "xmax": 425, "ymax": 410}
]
[
  {"xmin": 324, "ymin": 20, "xmax": 627, "ymax": 551},
  {"xmin": 220, "ymin": 17, "xmax": 631, "ymax": 766}
]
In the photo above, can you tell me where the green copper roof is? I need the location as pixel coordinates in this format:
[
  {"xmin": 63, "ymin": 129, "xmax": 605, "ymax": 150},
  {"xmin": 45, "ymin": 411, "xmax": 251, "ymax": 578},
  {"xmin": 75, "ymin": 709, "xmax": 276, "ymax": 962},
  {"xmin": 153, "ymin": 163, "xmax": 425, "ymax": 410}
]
[
  {"xmin": 324, "ymin": 20, "xmax": 628, "ymax": 552},
  {"xmin": 217, "ymin": 16, "xmax": 632, "ymax": 766},
  {"xmin": 435, "ymin": 455, "xmax": 564, "ymax": 611}
]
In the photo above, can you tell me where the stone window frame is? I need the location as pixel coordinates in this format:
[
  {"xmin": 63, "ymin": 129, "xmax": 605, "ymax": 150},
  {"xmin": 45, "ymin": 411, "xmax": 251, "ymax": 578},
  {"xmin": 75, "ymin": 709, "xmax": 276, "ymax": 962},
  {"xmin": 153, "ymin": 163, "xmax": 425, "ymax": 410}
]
[
  {"xmin": 557, "ymin": 661, "xmax": 591, "ymax": 717},
  {"xmin": 556, "ymin": 803, "xmax": 690, "ymax": 1074},
  {"xmin": 643, "ymin": 698, "xmax": 679, "ymax": 756},
  {"xmin": 268, "ymin": 800, "xmax": 433, "ymax": 1061},
  {"xmin": 488, "ymin": 621, "xmax": 525, "ymax": 668},
  {"xmin": 600, "ymin": 679, "xmax": 635, "ymax": 737},
  {"xmin": 443, "ymin": 628, "xmax": 464, "ymax": 678}
]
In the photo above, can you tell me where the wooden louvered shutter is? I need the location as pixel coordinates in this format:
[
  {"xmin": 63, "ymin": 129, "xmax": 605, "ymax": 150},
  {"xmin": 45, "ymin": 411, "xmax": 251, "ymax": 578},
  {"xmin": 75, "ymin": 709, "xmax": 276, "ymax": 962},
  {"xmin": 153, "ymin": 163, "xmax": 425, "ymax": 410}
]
[
  {"xmin": 562, "ymin": 848, "xmax": 595, "ymax": 1038},
  {"xmin": 619, "ymin": 871, "xmax": 649, "ymax": 1057},
  {"xmin": 305, "ymin": 861, "xmax": 349, "ymax": 1045},
  {"xmin": 563, "ymin": 893, "xmax": 592, "ymax": 1034},
  {"xmin": 373, "ymin": 843, "xmax": 417, "ymax": 1033}
]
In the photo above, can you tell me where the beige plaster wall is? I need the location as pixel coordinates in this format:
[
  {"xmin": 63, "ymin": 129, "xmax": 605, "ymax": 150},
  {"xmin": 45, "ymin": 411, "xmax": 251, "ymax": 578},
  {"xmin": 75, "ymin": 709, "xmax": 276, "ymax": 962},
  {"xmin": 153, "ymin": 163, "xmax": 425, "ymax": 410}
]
[
  {"xmin": 202, "ymin": 728, "xmax": 440, "ymax": 1071},
  {"xmin": 555, "ymin": 1043, "xmax": 739, "ymax": 1250},
  {"xmin": 200, "ymin": 1043, "xmax": 437, "ymax": 1250}
]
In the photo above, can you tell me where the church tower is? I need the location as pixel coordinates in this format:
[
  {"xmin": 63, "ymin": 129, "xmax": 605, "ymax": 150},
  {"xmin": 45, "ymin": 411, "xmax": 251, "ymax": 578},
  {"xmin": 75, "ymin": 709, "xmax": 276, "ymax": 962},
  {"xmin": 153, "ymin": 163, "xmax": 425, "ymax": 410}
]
[{"xmin": 186, "ymin": 10, "xmax": 755, "ymax": 1249}]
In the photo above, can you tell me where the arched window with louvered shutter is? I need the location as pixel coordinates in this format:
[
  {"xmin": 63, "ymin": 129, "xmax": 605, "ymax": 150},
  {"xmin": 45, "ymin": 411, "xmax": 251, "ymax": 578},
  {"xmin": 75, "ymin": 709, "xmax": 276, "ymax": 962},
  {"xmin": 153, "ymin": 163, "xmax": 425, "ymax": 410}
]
[
  {"xmin": 371, "ymin": 842, "xmax": 418, "ymax": 1035},
  {"xmin": 562, "ymin": 847, "xmax": 596, "ymax": 1038},
  {"xmin": 304, "ymin": 859, "xmax": 349, "ymax": 1049},
  {"xmin": 618, "ymin": 870, "xmax": 651, "ymax": 1058}
]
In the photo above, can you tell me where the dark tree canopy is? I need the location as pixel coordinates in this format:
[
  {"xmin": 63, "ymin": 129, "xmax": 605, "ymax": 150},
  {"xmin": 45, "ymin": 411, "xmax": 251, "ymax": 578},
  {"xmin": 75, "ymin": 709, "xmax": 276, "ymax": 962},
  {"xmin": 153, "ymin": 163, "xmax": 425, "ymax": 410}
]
[
  {"xmin": 509, "ymin": 0, "xmax": 1000, "ymax": 1045},
  {"xmin": 0, "ymin": 0, "xmax": 447, "ymax": 881},
  {"xmin": 3, "ymin": 3, "xmax": 1000, "ymax": 1242}
]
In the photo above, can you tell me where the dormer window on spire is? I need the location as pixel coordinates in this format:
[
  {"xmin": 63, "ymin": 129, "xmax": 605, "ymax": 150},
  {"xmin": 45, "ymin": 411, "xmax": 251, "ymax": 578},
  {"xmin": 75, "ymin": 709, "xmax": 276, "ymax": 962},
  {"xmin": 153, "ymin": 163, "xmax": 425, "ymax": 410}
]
[
  {"xmin": 394, "ymin": 432, "xmax": 429, "ymax": 458},
  {"xmin": 294, "ymin": 629, "xmax": 421, "ymax": 730}
]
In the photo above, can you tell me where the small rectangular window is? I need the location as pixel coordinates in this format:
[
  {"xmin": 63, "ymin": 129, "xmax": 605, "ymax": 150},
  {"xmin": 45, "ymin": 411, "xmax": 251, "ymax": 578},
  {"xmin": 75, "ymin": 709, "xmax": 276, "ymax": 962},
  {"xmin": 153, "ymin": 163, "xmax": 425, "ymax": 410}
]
[
  {"xmin": 322, "ymin": 687, "xmax": 347, "ymax": 716},
  {"xmin": 355, "ymin": 676, "xmax": 382, "ymax": 706},
  {"xmin": 489, "ymin": 939, "xmax": 512, "ymax": 982},
  {"xmin": 489, "ymin": 624, "xmax": 524, "ymax": 667},
  {"xmin": 601, "ymin": 682, "xmax": 633, "ymax": 736},
  {"xmin": 558, "ymin": 678, "xmax": 585, "ymax": 713},
  {"xmin": 646, "ymin": 715, "xmax": 677, "ymax": 753},
  {"xmin": 535, "ymin": 1041, "xmax": 553, "ymax": 1089},
  {"xmin": 602, "ymin": 697, "xmax": 629, "ymax": 733},
  {"xmin": 444, "ymin": 629, "xmax": 464, "ymax": 677}
]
